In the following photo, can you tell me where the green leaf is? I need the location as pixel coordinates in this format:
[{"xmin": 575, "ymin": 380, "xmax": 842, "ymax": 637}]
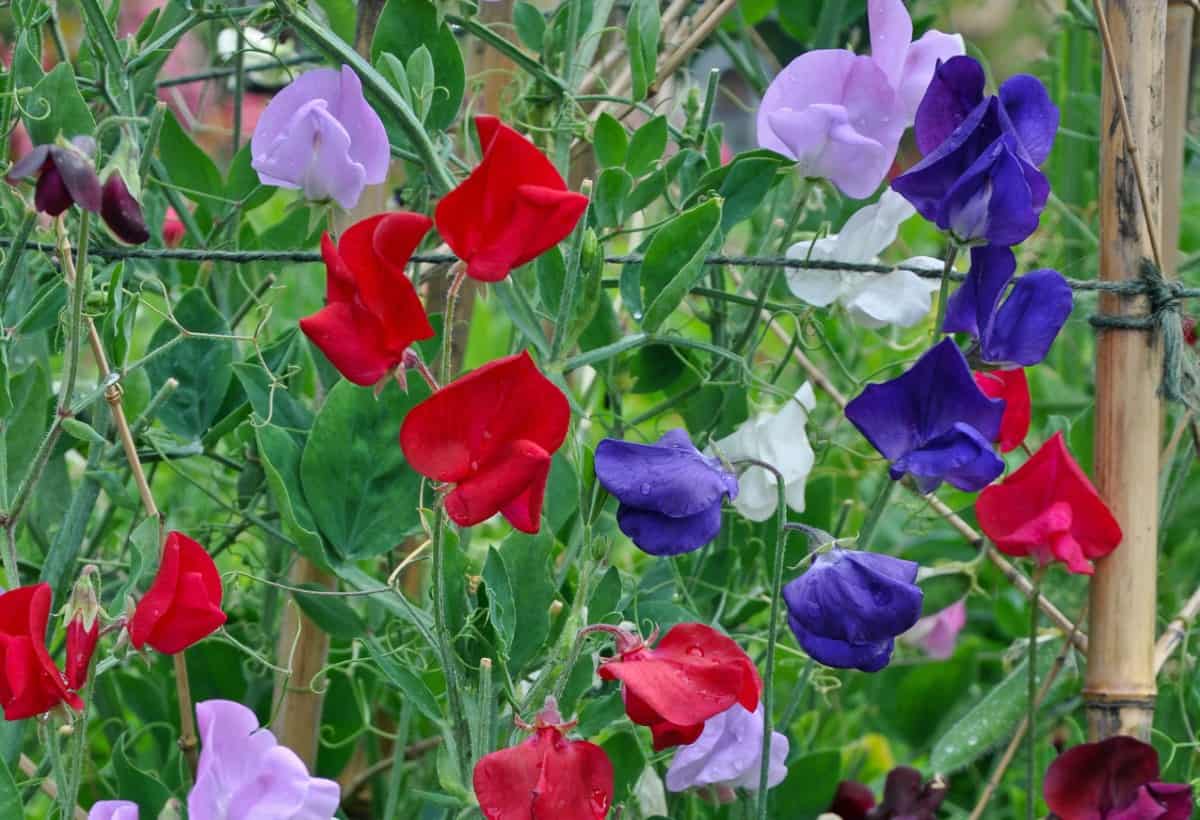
[
  {"xmin": 686, "ymin": 151, "xmax": 791, "ymax": 230},
  {"xmin": 292, "ymin": 582, "xmax": 367, "ymax": 640},
  {"xmin": 226, "ymin": 143, "xmax": 274, "ymax": 211},
  {"xmin": 371, "ymin": 0, "xmax": 465, "ymax": 131},
  {"xmin": 498, "ymin": 529, "xmax": 556, "ymax": 676},
  {"xmin": 158, "ymin": 110, "xmax": 224, "ymax": 203},
  {"xmin": 300, "ymin": 380, "xmax": 428, "ymax": 560},
  {"xmin": 930, "ymin": 644, "xmax": 1080, "ymax": 774},
  {"xmin": 256, "ymin": 424, "xmax": 331, "ymax": 568},
  {"xmin": 113, "ymin": 731, "xmax": 173, "ymax": 816},
  {"xmin": 407, "ymin": 45, "xmax": 436, "ymax": 122},
  {"xmin": 145, "ymin": 289, "xmax": 234, "ymax": 440},
  {"xmin": 61, "ymin": 418, "xmax": 107, "ymax": 446},
  {"xmin": 3, "ymin": 366, "xmax": 50, "ymax": 503},
  {"xmin": 593, "ymin": 113, "xmax": 628, "ymax": 169},
  {"xmin": 588, "ymin": 565, "xmax": 623, "ymax": 621},
  {"xmin": 625, "ymin": 0, "xmax": 660, "ymax": 100},
  {"xmin": 25, "ymin": 62, "xmax": 95, "ymax": 144},
  {"xmin": 769, "ymin": 750, "xmax": 841, "ymax": 819},
  {"xmin": 593, "ymin": 167, "xmax": 633, "ymax": 229},
  {"xmin": 625, "ymin": 115, "xmax": 668, "ymax": 177},
  {"xmin": 482, "ymin": 547, "xmax": 516, "ymax": 653},
  {"xmin": 639, "ymin": 198, "xmax": 724, "ymax": 331},
  {"xmin": 513, "ymin": 1, "xmax": 546, "ymax": 52},
  {"xmin": 599, "ymin": 731, "xmax": 645, "ymax": 804},
  {"xmin": 364, "ymin": 636, "xmax": 442, "ymax": 722},
  {"xmin": 0, "ymin": 757, "xmax": 22, "ymax": 817},
  {"xmin": 626, "ymin": 168, "xmax": 667, "ymax": 213},
  {"xmin": 233, "ymin": 360, "xmax": 312, "ymax": 433},
  {"xmin": 114, "ymin": 517, "xmax": 161, "ymax": 604}
]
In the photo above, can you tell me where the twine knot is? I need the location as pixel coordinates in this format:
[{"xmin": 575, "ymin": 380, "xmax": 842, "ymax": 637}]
[{"xmin": 1089, "ymin": 259, "xmax": 1200, "ymax": 411}]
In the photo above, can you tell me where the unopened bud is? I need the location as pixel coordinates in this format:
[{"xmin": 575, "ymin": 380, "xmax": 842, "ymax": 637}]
[
  {"xmin": 57, "ymin": 723, "xmax": 74, "ymax": 737},
  {"xmin": 548, "ymin": 600, "xmax": 564, "ymax": 617}
]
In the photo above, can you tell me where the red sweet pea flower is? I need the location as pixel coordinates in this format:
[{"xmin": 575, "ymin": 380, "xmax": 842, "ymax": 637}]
[
  {"xmin": 162, "ymin": 207, "xmax": 186, "ymax": 247},
  {"xmin": 399, "ymin": 351, "xmax": 569, "ymax": 533},
  {"xmin": 594, "ymin": 622, "xmax": 761, "ymax": 751},
  {"xmin": 129, "ymin": 531, "xmax": 227, "ymax": 654},
  {"xmin": 473, "ymin": 698, "xmax": 613, "ymax": 820},
  {"xmin": 300, "ymin": 212, "xmax": 435, "ymax": 387},
  {"xmin": 64, "ymin": 566, "xmax": 102, "ymax": 691},
  {"xmin": 973, "ymin": 368, "xmax": 1030, "ymax": 453},
  {"xmin": 975, "ymin": 432, "xmax": 1121, "ymax": 575},
  {"xmin": 1044, "ymin": 736, "xmax": 1194, "ymax": 820},
  {"xmin": 0, "ymin": 584, "xmax": 83, "ymax": 719},
  {"xmin": 434, "ymin": 116, "xmax": 589, "ymax": 282}
]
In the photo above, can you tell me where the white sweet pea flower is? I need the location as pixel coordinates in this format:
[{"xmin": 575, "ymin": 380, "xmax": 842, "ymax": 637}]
[
  {"xmin": 710, "ymin": 384, "xmax": 816, "ymax": 522},
  {"xmin": 786, "ymin": 189, "xmax": 943, "ymax": 328},
  {"xmin": 216, "ymin": 27, "xmax": 298, "ymax": 88}
]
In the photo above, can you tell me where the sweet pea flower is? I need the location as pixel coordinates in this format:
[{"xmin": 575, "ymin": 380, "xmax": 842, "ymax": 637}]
[
  {"xmin": 595, "ymin": 429, "xmax": 738, "ymax": 555},
  {"xmin": 892, "ymin": 55, "xmax": 1059, "ymax": 246},
  {"xmin": 976, "ymin": 432, "xmax": 1122, "ymax": 575},
  {"xmin": 473, "ymin": 698, "xmax": 613, "ymax": 820},
  {"xmin": 845, "ymin": 338, "xmax": 1005, "ymax": 493},
  {"xmin": 162, "ymin": 207, "xmax": 186, "ymax": 247},
  {"xmin": 973, "ymin": 368, "xmax": 1031, "ymax": 453},
  {"xmin": 129, "ymin": 531, "xmax": 227, "ymax": 654},
  {"xmin": 64, "ymin": 566, "xmax": 102, "ymax": 691},
  {"xmin": 0, "ymin": 583, "xmax": 83, "ymax": 719},
  {"xmin": 784, "ymin": 548, "xmax": 923, "ymax": 672},
  {"xmin": 100, "ymin": 170, "xmax": 150, "ymax": 245},
  {"xmin": 435, "ymin": 116, "xmax": 589, "ymax": 282},
  {"xmin": 189, "ymin": 699, "xmax": 340, "ymax": 819},
  {"xmin": 88, "ymin": 802, "xmax": 139, "ymax": 820},
  {"xmin": 943, "ymin": 245, "xmax": 1073, "ymax": 367},
  {"xmin": 828, "ymin": 767, "xmax": 948, "ymax": 819},
  {"xmin": 251, "ymin": 66, "xmax": 389, "ymax": 209},
  {"xmin": 900, "ymin": 598, "xmax": 966, "ymax": 660},
  {"xmin": 829, "ymin": 781, "xmax": 878, "ymax": 819},
  {"xmin": 6, "ymin": 136, "xmax": 102, "ymax": 216},
  {"xmin": 400, "ymin": 352, "xmax": 569, "ymax": 533},
  {"xmin": 786, "ymin": 190, "xmax": 943, "ymax": 328},
  {"xmin": 665, "ymin": 703, "xmax": 788, "ymax": 795},
  {"xmin": 299, "ymin": 212, "xmax": 434, "ymax": 387},
  {"xmin": 1044, "ymin": 736, "xmax": 1193, "ymax": 820},
  {"xmin": 710, "ymin": 384, "xmax": 815, "ymax": 521},
  {"xmin": 594, "ymin": 622, "xmax": 761, "ymax": 750},
  {"xmin": 757, "ymin": 0, "xmax": 963, "ymax": 198}
]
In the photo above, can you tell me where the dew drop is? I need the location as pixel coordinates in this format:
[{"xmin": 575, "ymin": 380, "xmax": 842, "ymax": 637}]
[
  {"xmin": 686, "ymin": 645, "xmax": 704, "ymax": 657},
  {"xmin": 590, "ymin": 788, "xmax": 611, "ymax": 814},
  {"xmin": 639, "ymin": 482, "xmax": 651, "ymax": 495},
  {"xmin": 470, "ymin": 460, "xmax": 480, "ymax": 472}
]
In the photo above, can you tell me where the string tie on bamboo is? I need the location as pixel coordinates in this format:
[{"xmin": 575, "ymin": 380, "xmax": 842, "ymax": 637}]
[{"xmin": 1088, "ymin": 258, "xmax": 1200, "ymax": 411}]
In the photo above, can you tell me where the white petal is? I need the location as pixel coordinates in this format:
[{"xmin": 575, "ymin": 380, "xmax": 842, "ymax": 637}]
[
  {"xmin": 786, "ymin": 236, "xmax": 850, "ymax": 307},
  {"xmin": 835, "ymin": 189, "xmax": 915, "ymax": 262},
  {"xmin": 845, "ymin": 269, "xmax": 939, "ymax": 328}
]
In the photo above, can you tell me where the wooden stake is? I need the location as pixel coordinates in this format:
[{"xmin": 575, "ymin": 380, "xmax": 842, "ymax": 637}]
[
  {"xmin": 1162, "ymin": 2, "xmax": 1194, "ymax": 274},
  {"xmin": 1084, "ymin": 0, "xmax": 1165, "ymax": 741}
]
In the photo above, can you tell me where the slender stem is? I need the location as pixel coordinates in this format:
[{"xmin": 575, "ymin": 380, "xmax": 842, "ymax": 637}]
[
  {"xmin": 57, "ymin": 214, "xmax": 91, "ymax": 411},
  {"xmin": 931, "ymin": 243, "xmax": 960, "ymax": 339},
  {"xmin": 549, "ymin": 180, "xmax": 593, "ymax": 362},
  {"xmin": 856, "ymin": 473, "xmax": 897, "ymax": 550},
  {"xmin": 139, "ymin": 103, "xmax": 167, "ymax": 183},
  {"xmin": 0, "ymin": 210, "xmax": 37, "ymax": 306},
  {"xmin": 440, "ymin": 263, "xmax": 468, "ymax": 385},
  {"xmin": 1026, "ymin": 566, "xmax": 1044, "ymax": 820},
  {"xmin": 429, "ymin": 511, "xmax": 469, "ymax": 780}
]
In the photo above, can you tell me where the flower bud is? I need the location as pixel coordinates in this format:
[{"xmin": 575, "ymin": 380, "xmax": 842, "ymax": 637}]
[
  {"xmin": 64, "ymin": 565, "xmax": 102, "ymax": 691},
  {"xmin": 101, "ymin": 170, "xmax": 150, "ymax": 245}
]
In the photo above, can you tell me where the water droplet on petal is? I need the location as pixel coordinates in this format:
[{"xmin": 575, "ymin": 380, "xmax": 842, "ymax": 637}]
[
  {"xmin": 639, "ymin": 482, "xmax": 651, "ymax": 495},
  {"xmin": 590, "ymin": 788, "xmax": 611, "ymax": 814},
  {"xmin": 686, "ymin": 645, "xmax": 704, "ymax": 657}
]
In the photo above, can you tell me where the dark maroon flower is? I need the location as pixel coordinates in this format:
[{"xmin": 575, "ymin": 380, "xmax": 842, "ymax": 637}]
[
  {"xmin": 6, "ymin": 137, "xmax": 102, "ymax": 216},
  {"xmin": 100, "ymin": 170, "xmax": 150, "ymax": 245},
  {"xmin": 830, "ymin": 780, "xmax": 876, "ymax": 819},
  {"xmin": 1044, "ymin": 736, "xmax": 1194, "ymax": 820},
  {"xmin": 827, "ymin": 768, "xmax": 946, "ymax": 820}
]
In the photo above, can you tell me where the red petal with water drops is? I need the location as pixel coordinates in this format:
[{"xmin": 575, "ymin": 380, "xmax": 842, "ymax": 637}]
[
  {"xmin": 976, "ymin": 432, "xmax": 1122, "ymax": 575},
  {"xmin": 973, "ymin": 368, "xmax": 1030, "ymax": 453},
  {"xmin": 473, "ymin": 726, "xmax": 613, "ymax": 820}
]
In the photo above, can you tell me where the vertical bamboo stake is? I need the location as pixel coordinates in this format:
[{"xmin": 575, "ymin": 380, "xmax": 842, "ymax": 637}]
[
  {"xmin": 1084, "ymin": 0, "xmax": 1166, "ymax": 741},
  {"xmin": 1162, "ymin": 2, "xmax": 1194, "ymax": 274}
]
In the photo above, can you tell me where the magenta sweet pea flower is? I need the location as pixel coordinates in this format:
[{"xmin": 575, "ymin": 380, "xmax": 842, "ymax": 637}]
[
  {"xmin": 892, "ymin": 55, "xmax": 1059, "ymax": 246},
  {"xmin": 665, "ymin": 703, "xmax": 788, "ymax": 797},
  {"xmin": 189, "ymin": 699, "xmax": 340, "ymax": 819},
  {"xmin": 251, "ymin": 66, "xmax": 389, "ymax": 209},
  {"xmin": 901, "ymin": 598, "xmax": 966, "ymax": 659},
  {"xmin": 943, "ymin": 245, "xmax": 1073, "ymax": 367},
  {"xmin": 88, "ymin": 802, "xmax": 139, "ymax": 820},
  {"xmin": 756, "ymin": 0, "xmax": 962, "ymax": 198}
]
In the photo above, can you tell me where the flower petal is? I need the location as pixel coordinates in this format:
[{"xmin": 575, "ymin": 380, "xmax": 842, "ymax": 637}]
[
  {"xmin": 896, "ymin": 30, "xmax": 965, "ymax": 125},
  {"xmin": 867, "ymin": 0, "xmax": 913, "ymax": 87},
  {"xmin": 913, "ymin": 55, "xmax": 986, "ymax": 156},
  {"xmin": 615, "ymin": 501, "xmax": 724, "ymax": 556},
  {"xmin": 998, "ymin": 73, "xmax": 1059, "ymax": 165},
  {"xmin": 982, "ymin": 268, "xmax": 1073, "ymax": 367}
]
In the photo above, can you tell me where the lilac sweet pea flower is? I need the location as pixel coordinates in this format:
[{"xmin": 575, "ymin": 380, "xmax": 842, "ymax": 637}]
[
  {"xmin": 845, "ymin": 338, "xmax": 1005, "ymax": 493},
  {"xmin": 891, "ymin": 55, "xmax": 1059, "ymax": 246},
  {"xmin": 189, "ymin": 699, "xmax": 340, "ymax": 819},
  {"xmin": 665, "ymin": 703, "xmax": 788, "ymax": 795},
  {"xmin": 757, "ymin": 0, "xmax": 963, "ymax": 198},
  {"xmin": 251, "ymin": 66, "xmax": 389, "ymax": 209},
  {"xmin": 6, "ymin": 137, "xmax": 102, "ymax": 216},
  {"xmin": 88, "ymin": 802, "xmax": 139, "ymax": 820},
  {"xmin": 943, "ymin": 245, "xmax": 1073, "ymax": 367},
  {"xmin": 594, "ymin": 429, "xmax": 738, "ymax": 556},
  {"xmin": 901, "ymin": 598, "xmax": 967, "ymax": 659},
  {"xmin": 784, "ymin": 548, "xmax": 923, "ymax": 672}
]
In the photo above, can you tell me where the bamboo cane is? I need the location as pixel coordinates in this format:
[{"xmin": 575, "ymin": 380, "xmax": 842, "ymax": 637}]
[{"xmin": 1083, "ymin": 0, "xmax": 1166, "ymax": 742}]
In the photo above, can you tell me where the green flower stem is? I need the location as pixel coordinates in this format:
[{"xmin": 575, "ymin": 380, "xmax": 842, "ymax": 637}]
[
  {"xmin": 138, "ymin": 103, "xmax": 167, "ymax": 183},
  {"xmin": 275, "ymin": 0, "xmax": 457, "ymax": 195},
  {"xmin": 1027, "ymin": 566, "xmax": 1045, "ymax": 820},
  {"xmin": 857, "ymin": 472, "xmax": 897, "ymax": 549},
  {"xmin": 430, "ymin": 511, "xmax": 470, "ymax": 782},
  {"xmin": 932, "ymin": 243, "xmax": 960, "ymax": 341},
  {"xmin": 549, "ymin": 180, "xmax": 593, "ymax": 362},
  {"xmin": 446, "ymin": 15, "xmax": 568, "ymax": 95}
]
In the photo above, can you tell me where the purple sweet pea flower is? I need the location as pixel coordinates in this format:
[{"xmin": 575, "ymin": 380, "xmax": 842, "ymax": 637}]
[
  {"xmin": 594, "ymin": 429, "xmax": 738, "ymax": 556},
  {"xmin": 6, "ymin": 136, "xmax": 102, "ymax": 216},
  {"xmin": 942, "ymin": 245, "xmax": 1073, "ymax": 367},
  {"xmin": 783, "ymin": 548, "xmax": 923, "ymax": 672},
  {"xmin": 189, "ymin": 699, "xmax": 340, "ymax": 820},
  {"xmin": 891, "ymin": 55, "xmax": 1059, "ymax": 246},
  {"xmin": 251, "ymin": 66, "xmax": 389, "ymax": 209},
  {"xmin": 665, "ymin": 703, "xmax": 788, "ymax": 795},
  {"xmin": 757, "ymin": 0, "xmax": 963, "ymax": 198},
  {"xmin": 88, "ymin": 802, "xmax": 139, "ymax": 820},
  {"xmin": 844, "ymin": 338, "xmax": 1005, "ymax": 493}
]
